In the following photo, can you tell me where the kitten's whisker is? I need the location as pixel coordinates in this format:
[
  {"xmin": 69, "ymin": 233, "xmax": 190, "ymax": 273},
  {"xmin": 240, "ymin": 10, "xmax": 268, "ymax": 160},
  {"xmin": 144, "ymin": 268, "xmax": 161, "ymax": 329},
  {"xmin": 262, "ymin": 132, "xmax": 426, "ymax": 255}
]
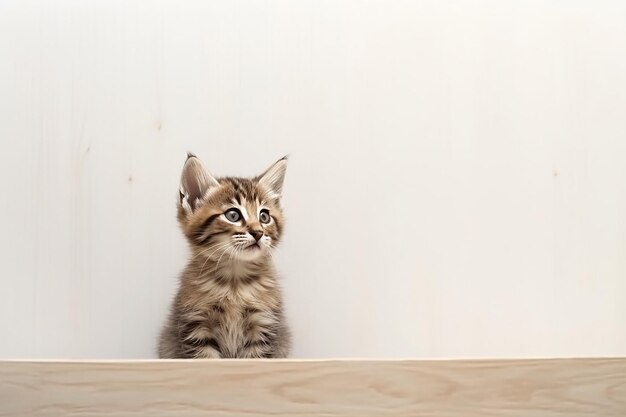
[
  {"xmin": 228, "ymin": 245, "xmax": 240, "ymax": 263},
  {"xmin": 199, "ymin": 242, "xmax": 230, "ymax": 275},
  {"xmin": 193, "ymin": 242, "xmax": 223, "ymax": 259},
  {"xmin": 192, "ymin": 242, "xmax": 226, "ymax": 262},
  {"xmin": 213, "ymin": 246, "xmax": 231, "ymax": 273}
]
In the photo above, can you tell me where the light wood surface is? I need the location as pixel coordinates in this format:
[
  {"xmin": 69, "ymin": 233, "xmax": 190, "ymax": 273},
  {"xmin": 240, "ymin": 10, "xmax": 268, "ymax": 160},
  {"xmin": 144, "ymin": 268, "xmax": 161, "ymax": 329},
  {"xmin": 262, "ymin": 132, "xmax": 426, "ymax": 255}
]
[{"xmin": 1, "ymin": 358, "xmax": 625, "ymax": 416}]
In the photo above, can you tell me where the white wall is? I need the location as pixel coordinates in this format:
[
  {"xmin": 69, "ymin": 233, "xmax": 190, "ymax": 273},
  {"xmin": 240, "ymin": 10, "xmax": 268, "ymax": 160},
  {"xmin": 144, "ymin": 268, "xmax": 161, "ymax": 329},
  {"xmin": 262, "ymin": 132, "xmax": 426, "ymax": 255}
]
[{"xmin": 1, "ymin": 0, "xmax": 625, "ymax": 359}]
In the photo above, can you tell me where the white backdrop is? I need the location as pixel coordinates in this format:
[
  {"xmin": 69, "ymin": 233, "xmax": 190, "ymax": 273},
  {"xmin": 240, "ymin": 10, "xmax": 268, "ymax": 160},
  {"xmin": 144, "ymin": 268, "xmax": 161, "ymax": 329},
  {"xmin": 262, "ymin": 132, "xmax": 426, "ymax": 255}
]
[{"xmin": 1, "ymin": 0, "xmax": 625, "ymax": 359}]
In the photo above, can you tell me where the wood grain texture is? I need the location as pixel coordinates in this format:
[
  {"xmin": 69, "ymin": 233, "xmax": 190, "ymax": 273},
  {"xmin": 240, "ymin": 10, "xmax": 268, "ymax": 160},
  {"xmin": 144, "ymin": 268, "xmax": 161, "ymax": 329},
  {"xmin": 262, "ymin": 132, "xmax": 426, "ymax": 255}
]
[{"xmin": 1, "ymin": 359, "xmax": 625, "ymax": 417}]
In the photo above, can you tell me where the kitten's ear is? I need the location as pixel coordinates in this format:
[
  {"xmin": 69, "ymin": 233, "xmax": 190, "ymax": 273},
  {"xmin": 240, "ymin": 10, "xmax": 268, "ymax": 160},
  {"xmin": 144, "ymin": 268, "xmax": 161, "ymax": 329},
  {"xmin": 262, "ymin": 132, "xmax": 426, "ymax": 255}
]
[
  {"xmin": 179, "ymin": 153, "xmax": 219, "ymax": 212},
  {"xmin": 257, "ymin": 156, "xmax": 288, "ymax": 198}
]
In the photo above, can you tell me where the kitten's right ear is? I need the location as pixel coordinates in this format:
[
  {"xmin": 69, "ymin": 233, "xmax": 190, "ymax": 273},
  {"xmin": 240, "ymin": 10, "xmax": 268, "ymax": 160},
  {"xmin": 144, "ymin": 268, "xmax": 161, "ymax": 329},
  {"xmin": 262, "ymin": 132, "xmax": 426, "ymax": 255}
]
[{"xmin": 179, "ymin": 153, "xmax": 219, "ymax": 213}]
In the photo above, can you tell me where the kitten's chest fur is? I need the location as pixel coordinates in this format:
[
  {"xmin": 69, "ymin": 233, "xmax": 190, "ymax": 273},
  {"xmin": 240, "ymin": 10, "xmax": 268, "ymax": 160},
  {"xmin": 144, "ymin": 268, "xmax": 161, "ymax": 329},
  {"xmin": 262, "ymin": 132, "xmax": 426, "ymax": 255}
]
[
  {"xmin": 159, "ymin": 263, "xmax": 290, "ymax": 359},
  {"xmin": 212, "ymin": 298, "xmax": 272, "ymax": 358}
]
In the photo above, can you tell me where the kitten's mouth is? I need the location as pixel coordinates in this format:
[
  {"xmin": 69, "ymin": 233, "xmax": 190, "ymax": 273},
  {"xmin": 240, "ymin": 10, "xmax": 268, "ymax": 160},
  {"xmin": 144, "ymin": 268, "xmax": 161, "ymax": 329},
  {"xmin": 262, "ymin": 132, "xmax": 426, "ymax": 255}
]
[{"xmin": 245, "ymin": 243, "xmax": 261, "ymax": 251}]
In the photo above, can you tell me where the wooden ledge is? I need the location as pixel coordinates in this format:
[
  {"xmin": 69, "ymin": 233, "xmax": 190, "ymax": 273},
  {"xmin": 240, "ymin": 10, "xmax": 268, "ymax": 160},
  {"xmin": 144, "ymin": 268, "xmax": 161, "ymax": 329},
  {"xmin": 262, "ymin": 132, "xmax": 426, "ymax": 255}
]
[{"xmin": 1, "ymin": 358, "xmax": 625, "ymax": 416}]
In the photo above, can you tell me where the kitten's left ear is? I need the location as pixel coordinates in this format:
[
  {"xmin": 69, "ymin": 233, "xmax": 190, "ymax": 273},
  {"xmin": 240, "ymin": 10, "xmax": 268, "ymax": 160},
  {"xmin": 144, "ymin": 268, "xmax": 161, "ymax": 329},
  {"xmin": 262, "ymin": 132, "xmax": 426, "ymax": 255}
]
[{"xmin": 257, "ymin": 156, "xmax": 288, "ymax": 198}]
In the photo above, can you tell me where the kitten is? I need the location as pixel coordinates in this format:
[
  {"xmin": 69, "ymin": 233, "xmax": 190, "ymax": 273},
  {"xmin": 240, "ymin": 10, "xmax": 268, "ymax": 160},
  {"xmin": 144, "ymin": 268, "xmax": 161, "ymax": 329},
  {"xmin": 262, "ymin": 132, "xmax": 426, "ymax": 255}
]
[{"xmin": 158, "ymin": 153, "xmax": 291, "ymax": 358}]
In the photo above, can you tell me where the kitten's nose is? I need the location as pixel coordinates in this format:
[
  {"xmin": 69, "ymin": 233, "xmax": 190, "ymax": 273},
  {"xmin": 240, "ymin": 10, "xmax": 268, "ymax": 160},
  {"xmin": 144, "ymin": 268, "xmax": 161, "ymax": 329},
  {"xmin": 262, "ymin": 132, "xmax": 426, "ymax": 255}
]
[{"xmin": 249, "ymin": 229, "xmax": 264, "ymax": 242}]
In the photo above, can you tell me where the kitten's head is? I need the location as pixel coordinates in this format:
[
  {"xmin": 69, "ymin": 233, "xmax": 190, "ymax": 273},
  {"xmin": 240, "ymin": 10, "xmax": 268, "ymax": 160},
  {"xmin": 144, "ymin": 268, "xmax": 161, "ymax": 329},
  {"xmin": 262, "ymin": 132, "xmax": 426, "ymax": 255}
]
[{"xmin": 177, "ymin": 153, "xmax": 287, "ymax": 262}]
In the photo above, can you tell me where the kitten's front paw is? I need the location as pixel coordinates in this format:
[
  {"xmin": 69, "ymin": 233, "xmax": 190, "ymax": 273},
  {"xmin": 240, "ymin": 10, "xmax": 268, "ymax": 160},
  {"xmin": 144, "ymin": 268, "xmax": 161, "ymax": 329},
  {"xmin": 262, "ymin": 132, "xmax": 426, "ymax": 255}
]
[{"xmin": 192, "ymin": 346, "xmax": 222, "ymax": 359}]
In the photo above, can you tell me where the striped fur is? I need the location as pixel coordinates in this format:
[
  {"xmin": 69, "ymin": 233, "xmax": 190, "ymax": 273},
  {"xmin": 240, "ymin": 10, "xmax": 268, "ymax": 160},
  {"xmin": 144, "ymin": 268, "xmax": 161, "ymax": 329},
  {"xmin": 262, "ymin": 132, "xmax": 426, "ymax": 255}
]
[{"xmin": 158, "ymin": 154, "xmax": 291, "ymax": 358}]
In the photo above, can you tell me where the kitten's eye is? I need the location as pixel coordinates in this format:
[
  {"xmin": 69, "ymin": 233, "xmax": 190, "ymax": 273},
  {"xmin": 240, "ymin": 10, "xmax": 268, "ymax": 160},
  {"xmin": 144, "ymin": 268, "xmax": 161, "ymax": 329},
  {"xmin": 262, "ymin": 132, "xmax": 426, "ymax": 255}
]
[
  {"xmin": 224, "ymin": 208, "xmax": 242, "ymax": 222},
  {"xmin": 259, "ymin": 209, "xmax": 271, "ymax": 224}
]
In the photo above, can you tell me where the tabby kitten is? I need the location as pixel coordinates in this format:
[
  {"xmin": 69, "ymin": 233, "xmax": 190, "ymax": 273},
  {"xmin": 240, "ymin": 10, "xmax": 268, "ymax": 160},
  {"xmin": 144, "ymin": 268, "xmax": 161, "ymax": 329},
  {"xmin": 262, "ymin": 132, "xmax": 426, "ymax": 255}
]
[{"xmin": 158, "ymin": 154, "xmax": 291, "ymax": 358}]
